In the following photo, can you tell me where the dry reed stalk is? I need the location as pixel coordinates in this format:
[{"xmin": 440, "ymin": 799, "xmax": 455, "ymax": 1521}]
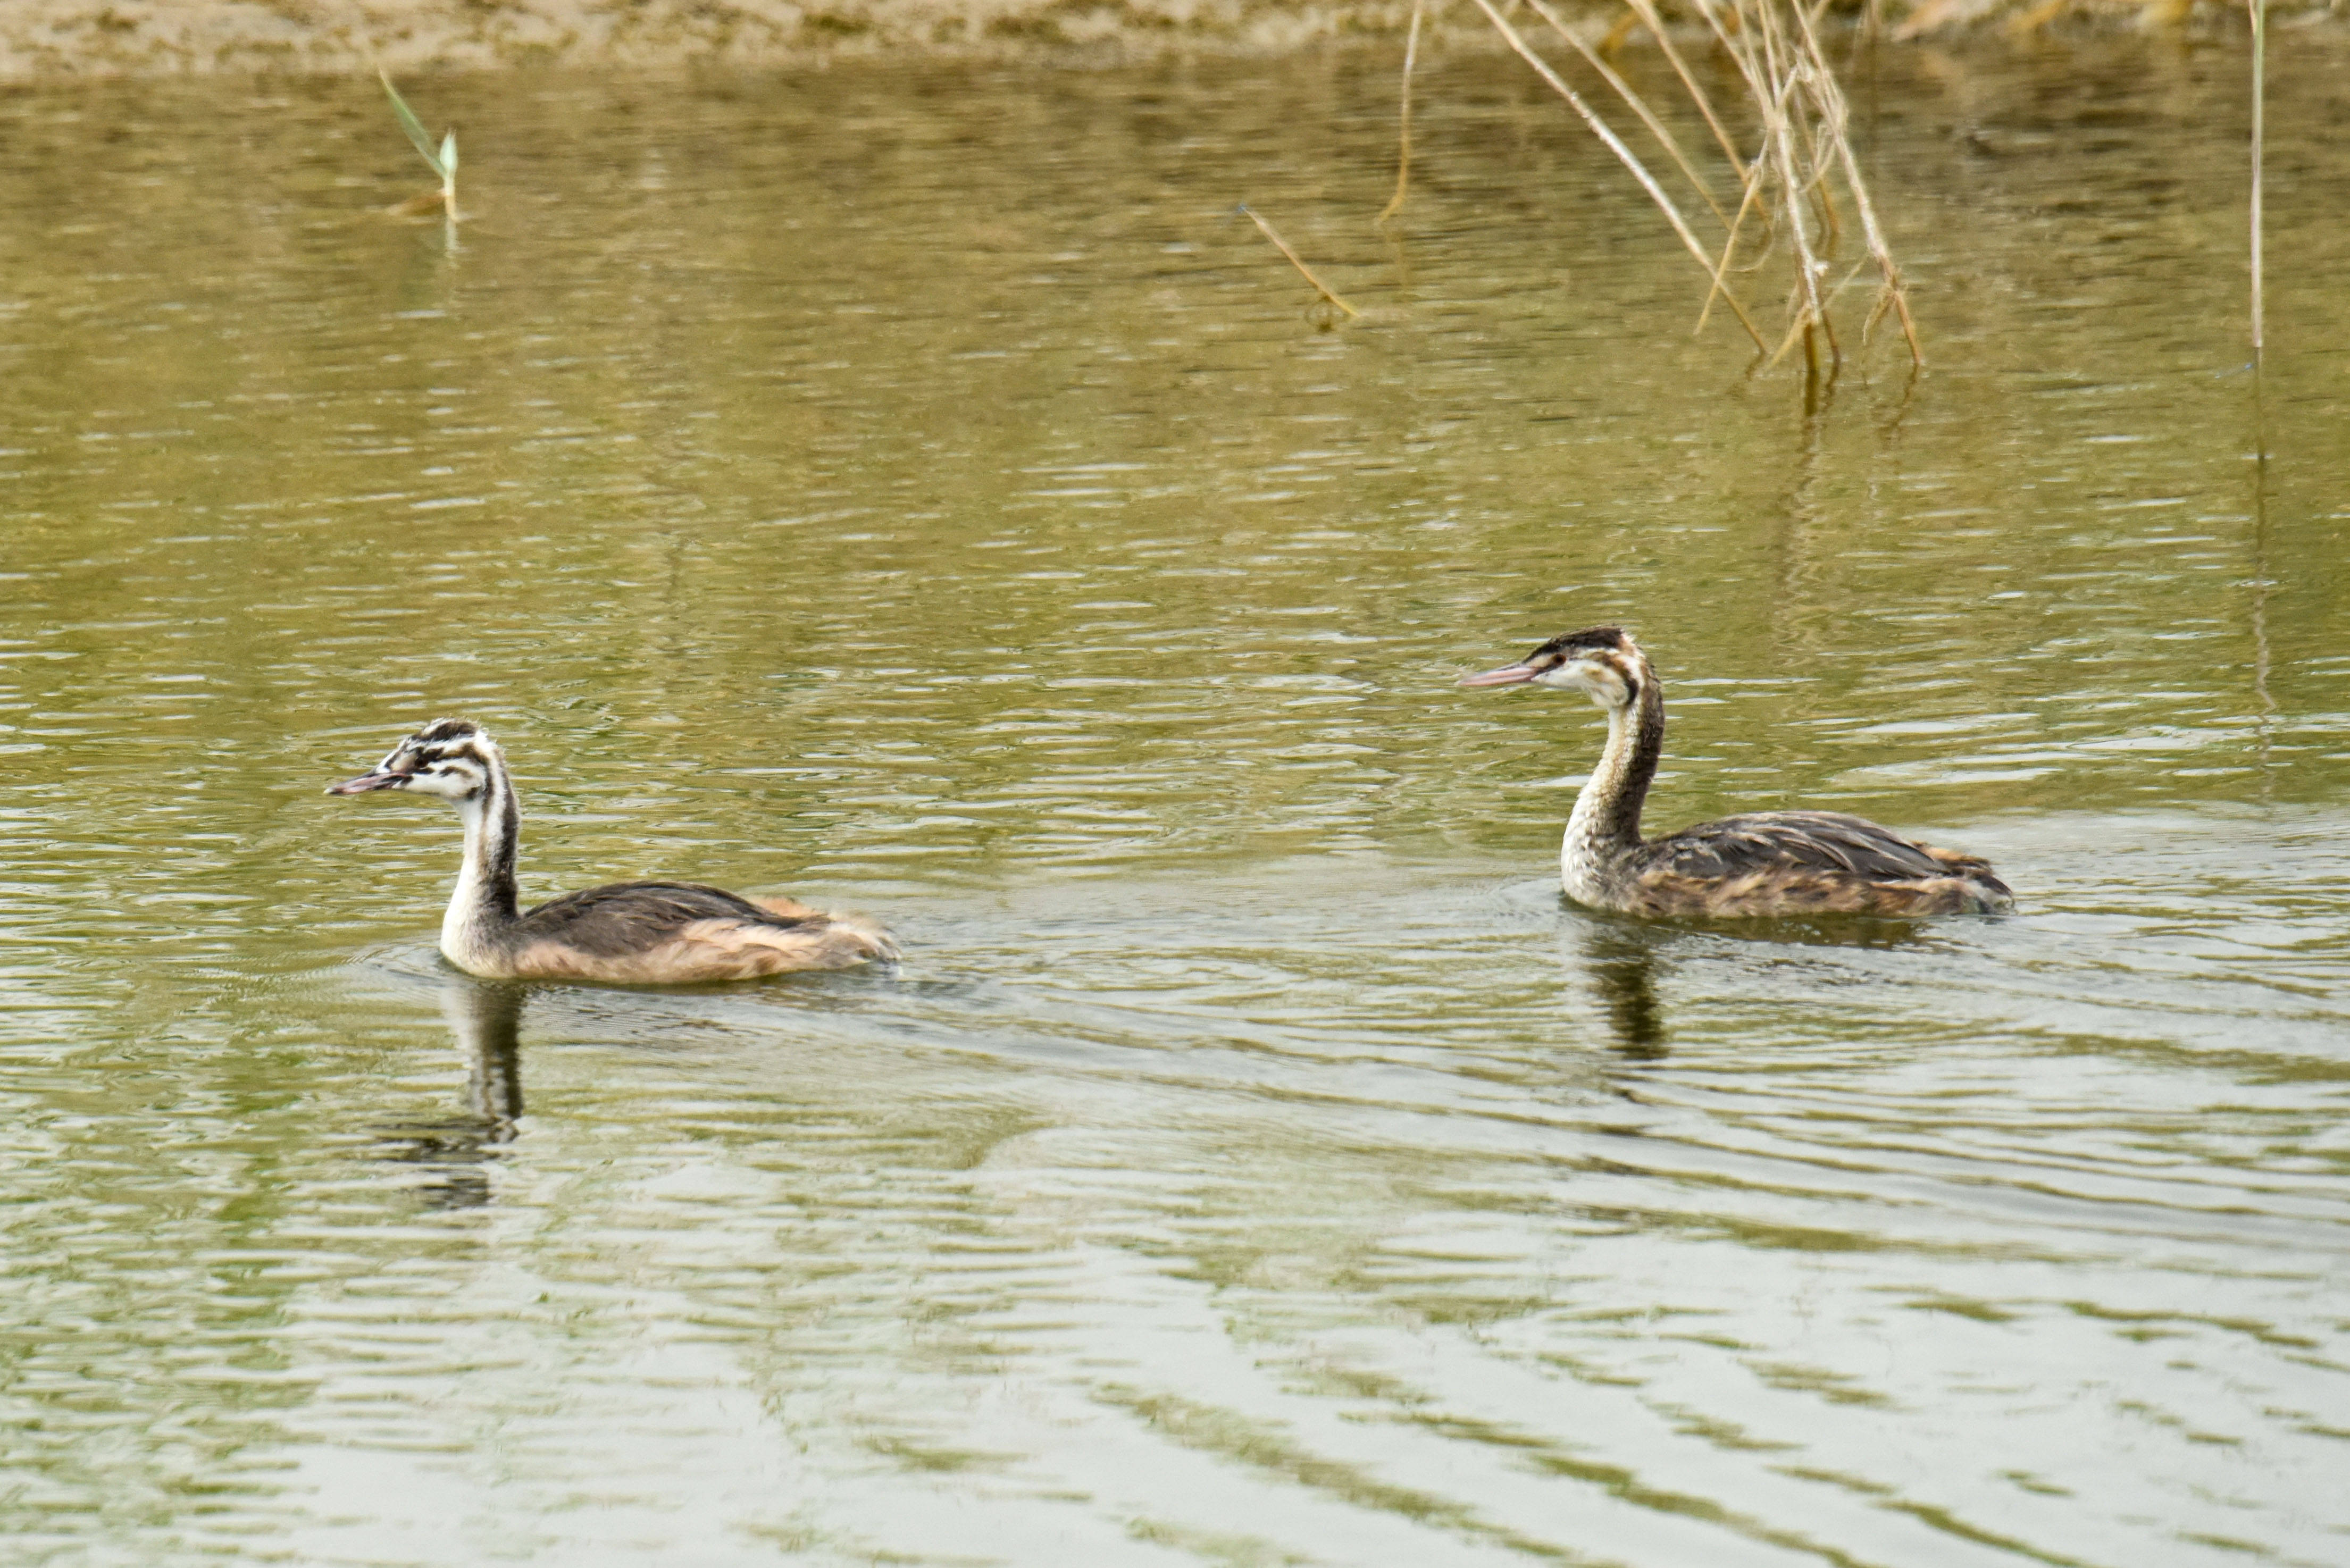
[
  {"xmin": 1618, "ymin": 0, "xmax": 1747, "ymax": 179},
  {"xmin": 1379, "ymin": 0, "xmax": 1427, "ymax": 227},
  {"xmin": 1759, "ymin": 5, "xmax": 1837, "ymax": 369},
  {"xmin": 1447, "ymin": 0, "xmax": 1919, "ymax": 375},
  {"xmin": 1239, "ymin": 205, "xmax": 1360, "ymax": 319},
  {"xmin": 1522, "ymin": 0, "xmax": 1730, "ymax": 227},
  {"xmin": 1462, "ymin": 0, "xmax": 1767, "ymax": 351},
  {"xmin": 2248, "ymin": 0, "xmax": 2265, "ymax": 353},
  {"xmin": 1787, "ymin": 0, "xmax": 1920, "ymax": 363},
  {"xmin": 1703, "ymin": 0, "xmax": 1917, "ymax": 368}
]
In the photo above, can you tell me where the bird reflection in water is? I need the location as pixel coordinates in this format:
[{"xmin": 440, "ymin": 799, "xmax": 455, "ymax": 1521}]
[
  {"xmin": 1579, "ymin": 914, "xmax": 1940, "ymax": 1061},
  {"xmin": 375, "ymin": 976, "xmax": 526, "ymax": 1210},
  {"xmin": 1580, "ymin": 925, "xmax": 1670, "ymax": 1060}
]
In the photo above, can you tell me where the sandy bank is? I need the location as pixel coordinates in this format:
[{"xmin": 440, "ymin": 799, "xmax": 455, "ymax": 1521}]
[
  {"xmin": 4, "ymin": 0, "xmax": 1427, "ymax": 77},
  {"xmin": 1, "ymin": 0, "xmax": 2324, "ymax": 79}
]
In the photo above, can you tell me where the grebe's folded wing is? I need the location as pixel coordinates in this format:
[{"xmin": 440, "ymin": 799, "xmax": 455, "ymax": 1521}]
[
  {"xmin": 516, "ymin": 881, "xmax": 810, "ymax": 954},
  {"xmin": 1644, "ymin": 811, "xmax": 1950, "ymax": 882}
]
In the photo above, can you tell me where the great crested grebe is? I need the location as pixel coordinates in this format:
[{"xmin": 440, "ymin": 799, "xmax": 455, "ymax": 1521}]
[
  {"xmin": 328, "ymin": 719, "xmax": 898, "ymax": 982},
  {"xmin": 1461, "ymin": 628, "xmax": 2012, "ymax": 918}
]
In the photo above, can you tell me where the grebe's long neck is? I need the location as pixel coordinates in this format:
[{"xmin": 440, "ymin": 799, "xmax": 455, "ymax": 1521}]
[
  {"xmin": 1561, "ymin": 672, "xmax": 1664, "ymax": 903},
  {"xmin": 443, "ymin": 751, "xmax": 522, "ymax": 969}
]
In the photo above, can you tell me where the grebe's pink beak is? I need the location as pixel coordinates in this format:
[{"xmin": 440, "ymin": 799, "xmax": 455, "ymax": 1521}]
[
  {"xmin": 1459, "ymin": 661, "xmax": 1540, "ymax": 688},
  {"xmin": 325, "ymin": 769, "xmax": 404, "ymax": 795}
]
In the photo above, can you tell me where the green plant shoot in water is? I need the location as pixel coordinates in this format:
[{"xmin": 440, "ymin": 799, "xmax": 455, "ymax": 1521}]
[{"xmin": 379, "ymin": 71, "xmax": 458, "ymax": 221}]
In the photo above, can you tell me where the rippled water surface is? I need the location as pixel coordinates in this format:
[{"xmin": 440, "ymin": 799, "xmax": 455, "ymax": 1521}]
[{"xmin": 4, "ymin": 37, "xmax": 2349, "ymax": 1567}]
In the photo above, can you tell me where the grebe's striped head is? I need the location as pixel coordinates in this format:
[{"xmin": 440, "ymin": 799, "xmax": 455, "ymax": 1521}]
[
  {"xmin": 327, "ymin": 718, "xmax": 503, "ymax": 803},
  {"xmin": 1460, "ymin": 626, "xmax": 1650, "ymax": 710}
]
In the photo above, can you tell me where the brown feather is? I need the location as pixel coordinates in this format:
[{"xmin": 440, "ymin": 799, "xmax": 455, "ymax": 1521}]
[
  {"xmin": 498, "ymin": 881, "xmax": 897, "ymax": 982},
  {"xmin": 507, "ymin": 913, "xmax": 895, "ymax": 984},
  {"xmin": 1629, "ymin": 864, "xmax": 2003, "ymax": 919},
  {"xmin": 1627, "ymin": 811, "xmax": 2010, "ymax": 916},
  {"xmin": 752, "ymin": 895, "xmax": 821, "ymax": 920}
]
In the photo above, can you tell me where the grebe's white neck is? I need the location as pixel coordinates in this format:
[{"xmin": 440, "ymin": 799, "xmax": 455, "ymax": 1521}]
[
  {"xmin": 441, "ymin": 754, "xmax": 521, "ymax": 971},
  {"xmin": 1560, "ymin": 676, "xmax": 1664, "ymax": 903}
]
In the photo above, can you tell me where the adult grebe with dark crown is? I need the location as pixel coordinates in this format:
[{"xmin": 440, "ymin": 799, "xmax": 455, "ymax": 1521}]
[
  {"xmin": 328, "ymin": 719, "xmax": 898, "ymax": 982},
  {"xmin": 1461, "ymin": 628, "xmax": 2012, "ymax": 918}
]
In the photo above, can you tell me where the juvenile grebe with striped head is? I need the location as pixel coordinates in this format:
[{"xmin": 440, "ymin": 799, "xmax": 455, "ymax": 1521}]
[
  {"xmin": 328, "ymin": 719, "xmax": 898, "ymax": 982},
  {"xmin": 1462, "ymin": 628, "xmax": 2012, "ymax": 918}
]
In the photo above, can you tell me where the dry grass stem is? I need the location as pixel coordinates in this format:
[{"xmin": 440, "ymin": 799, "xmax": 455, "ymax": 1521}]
[
  {"xmin": 1436, "ymin": 0, "xmax": 1920, "ymax": 376},
  {"xmin": 1702, "ymin": 0, "xmax": 1916, "ymax": 368},
  {"xmin": 1522, "ymin": 0, "xmax": 1729, "ymax": 227},
  {"xmin": 1240, "ymin": 205, "xmax": 1361, "ymax": 318},
  {"xmin": 1463, "ymin": 0, "xmax": 1767, "ymax": 351},
  {"xmin": 1378, "ymin": 0, "xmax": 1428, "ymax": 227},
  {"xmin": 2248, "ymin": 0, "xmax": 2265, "ymax": 353},
  {"xmin": 1787, "ymin": 0, "xmax": 1919, "ymax": 362},
  {"xmin": 1618, "ymin": 0, "xmax": 1749, "ymax": 179}
]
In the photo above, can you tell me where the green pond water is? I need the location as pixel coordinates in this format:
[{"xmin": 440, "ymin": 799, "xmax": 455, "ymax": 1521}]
[{"xmin": 3, "ymin": 37, "xmax": 2348, "ymax": 1568}]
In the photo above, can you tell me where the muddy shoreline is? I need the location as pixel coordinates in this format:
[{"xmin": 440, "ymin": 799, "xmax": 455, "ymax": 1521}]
[
  {"xmin": 9, "ymin": 0, "xmax": 1412, "ymax": 78},
  {"xmin": 0, "ymin": 0, "xmax": 2320, "ymax": 79}
]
